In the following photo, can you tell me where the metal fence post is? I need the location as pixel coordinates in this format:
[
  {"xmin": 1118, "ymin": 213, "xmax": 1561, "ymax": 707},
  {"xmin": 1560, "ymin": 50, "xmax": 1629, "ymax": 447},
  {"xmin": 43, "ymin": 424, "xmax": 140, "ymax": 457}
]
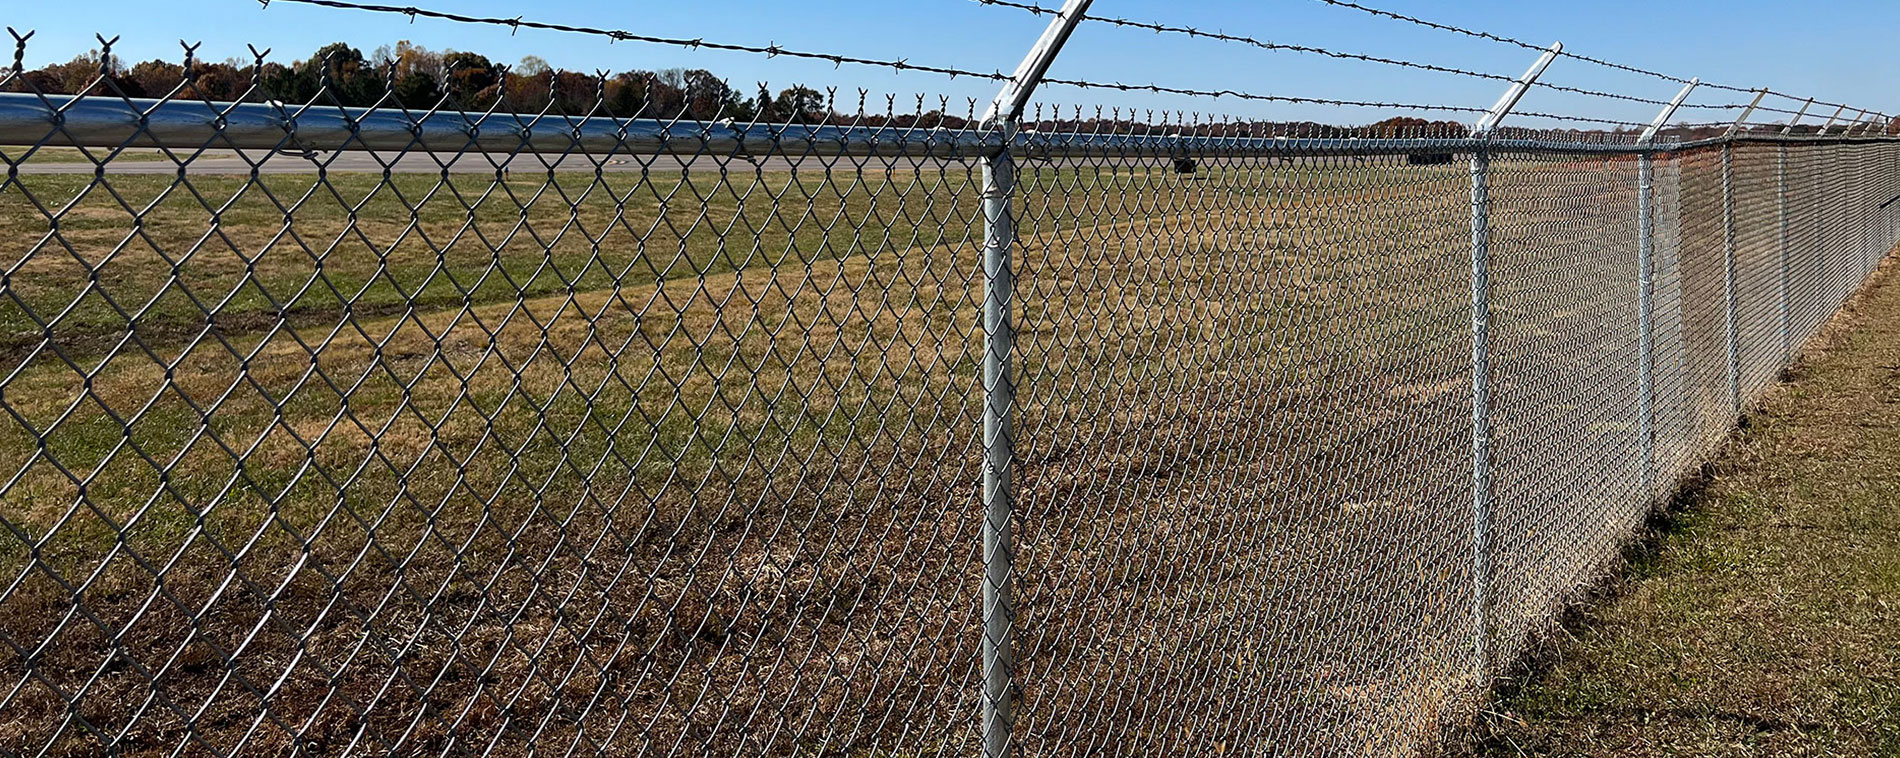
[
  {"xmin": 1778, "ymin": 100, "xmax": 1807, "ymax": 361},
  {"xmin": 1721, "ymin": 90, "xmax": 1765, "ymax": 416},
  {"xmin": 978, "ymin": 143, "xmax": 1020, "ymax": 758},
  {"xmin": 1778, "ymin": 144, "xmax": 1792, "ymax": 361},
  {"xmin": 977, "ymin": 3, "xmax": 1091, "ymax": 755},
  {"xmin": 1636, "ymin": 79, "xmax": 1698, "ymax": 502},
  {"xmin": 1468, "ymin": 41, "xmax": 1559, "ymax": 675}
]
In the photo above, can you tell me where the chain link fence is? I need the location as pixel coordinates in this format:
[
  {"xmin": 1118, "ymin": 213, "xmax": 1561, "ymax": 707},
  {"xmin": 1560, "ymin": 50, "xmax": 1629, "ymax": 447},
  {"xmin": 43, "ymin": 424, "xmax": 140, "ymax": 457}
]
[{"xmin": 1, "ymin": 21, "xmax": 1898, "ymax": 758}]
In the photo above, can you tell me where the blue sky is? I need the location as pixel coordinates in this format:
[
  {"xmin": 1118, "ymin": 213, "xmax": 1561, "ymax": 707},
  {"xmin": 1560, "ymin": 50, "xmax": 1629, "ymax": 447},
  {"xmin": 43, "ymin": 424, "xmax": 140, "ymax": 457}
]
[{"xmin": 6, "ymin": 0, "xmax": 1894, "ymax": 127}]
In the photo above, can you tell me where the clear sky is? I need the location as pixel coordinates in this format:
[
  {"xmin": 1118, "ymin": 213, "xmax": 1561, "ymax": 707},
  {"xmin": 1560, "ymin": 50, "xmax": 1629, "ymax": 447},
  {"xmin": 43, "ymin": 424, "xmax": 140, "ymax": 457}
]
[{"xmin": 5, "ymin": 0, "xmax": 1895, "ymax": 127}]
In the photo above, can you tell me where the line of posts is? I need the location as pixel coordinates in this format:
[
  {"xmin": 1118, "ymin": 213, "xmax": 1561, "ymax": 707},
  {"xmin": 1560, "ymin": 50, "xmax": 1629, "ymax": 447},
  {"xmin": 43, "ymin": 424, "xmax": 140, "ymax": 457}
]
[{"xmin": 972, "ymin": 9, "xmax": 1871, "ymax": 753}]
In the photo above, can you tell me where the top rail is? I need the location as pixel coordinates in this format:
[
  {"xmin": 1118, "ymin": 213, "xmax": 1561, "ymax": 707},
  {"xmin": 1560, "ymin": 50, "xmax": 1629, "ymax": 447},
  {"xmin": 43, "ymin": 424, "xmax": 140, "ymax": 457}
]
[{"xmin": 0, "ymin": 94, "xmax": 1890, "ymax": 160}]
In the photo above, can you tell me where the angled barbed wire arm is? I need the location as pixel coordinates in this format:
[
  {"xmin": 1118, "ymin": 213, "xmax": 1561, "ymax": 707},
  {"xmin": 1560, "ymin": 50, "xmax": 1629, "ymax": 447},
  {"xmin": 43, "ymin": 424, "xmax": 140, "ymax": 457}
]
[
  {"xmin": 1816, "ymin": 104, "xmax": 1850, "ymax": 136},
  {"xmin": 1639, "ymin": 79, "xmax": 1699, "ymax": 147},
  {"xmin": 1473, "ymin": 43, "xmax": 1560, "ymax": 136},
  {"xmin": 1850, "ymin": 114, "xmax": 1885, "ymax": 137},
  {"xmin": 1468, "ymin": 40, "xmax": 1559, "ymax": 677},
  {"xmin": 1636, "ymin": 78, "xmax": 1699, "ymax": 504},
  {"xmin": 983, "ymin": 0, "xmax": 1093, "ymax": 125},
  {"xmin": 1724, "ymin": 88, "xmax": 1767, "ymax": 138},
  {"xmin": 979, "ymin": 3, "xmax": 1091, "ymax": 757},
  {"xmin": 1843, "ymin": 109, "xmax": 1869, "ymax": 136},
  {"xmin": 1782, "ymin": 98, "xmax": 1815, "ymax": 135}
]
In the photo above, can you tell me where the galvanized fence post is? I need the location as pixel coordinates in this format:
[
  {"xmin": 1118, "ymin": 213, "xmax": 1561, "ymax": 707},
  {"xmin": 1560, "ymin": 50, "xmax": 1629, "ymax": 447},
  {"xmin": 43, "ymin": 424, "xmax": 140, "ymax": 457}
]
[
  {"xmin": 978, "ymin": 3, "xmax": 1091, "ymax": 755},
  {"xmin": 1636, "ymin": 79, "xmax": 1698, "ymax": 502},
  {"xmin": 1468, "ymin": 42, "xmax": 1559, "ymax": 675},
  {"xmin": 1776, "ymin": 105, "xmax": 1806, "ymax": 361},
  {"xmin": 1778, "ymin": 99, "xmax": 1814, "ymax": 360},
  {"xmin": 1721, "ymin": 90, "xmax": 1766, "ymax": 416},
  {"xmin": 1721, "ymin": 143, "xmax": 1739, "ymax": 415},
  {"xmin": 978, "ymin": 143, "xmax": 1019, "ymax": 758},
  {"xmin": 1778, "ymin": 145, "xmax": 1792, "ymax": 361}
]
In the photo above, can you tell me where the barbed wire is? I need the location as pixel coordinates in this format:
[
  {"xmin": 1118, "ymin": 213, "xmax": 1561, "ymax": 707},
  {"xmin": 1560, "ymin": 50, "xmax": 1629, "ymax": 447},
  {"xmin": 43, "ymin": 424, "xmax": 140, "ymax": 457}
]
[
  {"xmin": 968, "ymin": 0, "xmax": 1876, "ymax": 123},
  {"xmin": 1301, "ymin": 0, "xmax": 1880, "ymax": 119},
  {"xmin": 970, "ymin": 0, "xmax": 1690, "ymax": 108},
  {"xmin": 261, "ymin": 0, "xmax": 1023, "ymax": 83},
  {"xmin": 1512, "ymin": 111, "xmax": 1648, "ymax": 128},
  {"xmin": 1303, "ymin": 0, "xmax": 1691, "ymax": 83},
  {"xmin": 256, "ymin": 0, "xmax": 1656, "ymax": 129},
  {"xmin": 251, "ymin": 0, "xmax": 1466, "ymax": 115},
  {"xmin": 972, "ymin": 2, "xmax": 1529, "ymax": 84},
  {"xmin": 1037, "ymin": 78, "xmax": 1486, "ymax": 114}
]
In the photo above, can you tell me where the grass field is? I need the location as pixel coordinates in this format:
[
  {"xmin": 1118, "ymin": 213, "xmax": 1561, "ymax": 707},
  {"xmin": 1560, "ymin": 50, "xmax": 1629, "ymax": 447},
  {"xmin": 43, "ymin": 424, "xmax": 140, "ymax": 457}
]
[
  {"xmin": 0, "ymin": 147, "xmax": 174, "ymax": 164},
  {"xmin": 0, "ymin": 143, "xmax": 1830, "ymax": 755},
  {"xmin": 1466, "ymin": 259, "xmax": 1900, "ymax": 756}
]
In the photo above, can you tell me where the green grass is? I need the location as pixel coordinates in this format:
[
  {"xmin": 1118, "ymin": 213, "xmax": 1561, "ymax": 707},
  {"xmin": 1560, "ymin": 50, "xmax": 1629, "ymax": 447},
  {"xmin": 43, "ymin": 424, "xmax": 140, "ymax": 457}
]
[
  {"xmin": 2, "ymin": 146, "xmax": 175, "ymax": 164},
  {"xmin": 1466, "ymin": 261, "xmax": 1900, "ymax": 756}
]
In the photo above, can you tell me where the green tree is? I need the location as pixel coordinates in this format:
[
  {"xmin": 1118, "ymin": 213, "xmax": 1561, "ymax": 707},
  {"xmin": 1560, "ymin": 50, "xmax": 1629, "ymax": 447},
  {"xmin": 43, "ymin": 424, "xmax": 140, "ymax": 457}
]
[
  {"xmin": 773, "ymin": 86, "xmax": 828, "ymax": 124},
  {"xmin": 300, "ymin": 42, "xmax": 380, "ymax": 106},
  {"xmin": 393, "ymin": 70, "xmax": 441, "ymax": 106}
]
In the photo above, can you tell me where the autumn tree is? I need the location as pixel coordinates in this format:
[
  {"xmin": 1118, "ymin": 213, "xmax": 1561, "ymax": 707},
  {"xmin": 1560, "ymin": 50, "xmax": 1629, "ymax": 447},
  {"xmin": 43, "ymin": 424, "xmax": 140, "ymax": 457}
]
[
  {"xmin": 186, "ymin": 59, "xmax": 247, "ymax": 101},
  {"xmin": 440, "ymin": 51, "xmax": 502, "ymax": 105},
  {"xmin": 124, "ymin": 59, "xmax": 184, "ymax": 99}
]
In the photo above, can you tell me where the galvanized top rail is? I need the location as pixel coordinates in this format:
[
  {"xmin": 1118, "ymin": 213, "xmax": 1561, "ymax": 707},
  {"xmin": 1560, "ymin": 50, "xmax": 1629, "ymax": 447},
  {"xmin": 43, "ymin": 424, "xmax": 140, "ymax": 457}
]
[{"xmin": 5, "ymin": 93, "xmax": 1877, "ymax": 161}]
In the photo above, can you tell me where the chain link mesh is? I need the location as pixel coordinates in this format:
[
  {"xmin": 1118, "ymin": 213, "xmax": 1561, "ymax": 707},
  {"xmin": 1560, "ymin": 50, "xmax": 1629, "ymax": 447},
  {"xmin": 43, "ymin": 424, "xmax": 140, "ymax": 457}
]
[{"xmin": 0, "ymin": 39, "xmax": 1896, "ymax": 757}]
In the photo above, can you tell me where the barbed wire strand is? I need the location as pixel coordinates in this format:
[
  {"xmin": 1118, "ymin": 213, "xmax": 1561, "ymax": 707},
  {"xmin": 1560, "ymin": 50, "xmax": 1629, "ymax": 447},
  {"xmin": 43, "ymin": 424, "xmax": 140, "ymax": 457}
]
[
  {"xmin": 967, "ymin": 0, "xmax": 1871, "ymax": 122},
  {"xmin": 969, "ymin": 0, "xmax": 1693, "ymax": 108},
  {"xmin": 1301, "ymin": 0, "xmax": 1878, "ymax": 117},
  {"xmin": 257, "ymin": 0, "xmax": 1651, "ymax": 128}
]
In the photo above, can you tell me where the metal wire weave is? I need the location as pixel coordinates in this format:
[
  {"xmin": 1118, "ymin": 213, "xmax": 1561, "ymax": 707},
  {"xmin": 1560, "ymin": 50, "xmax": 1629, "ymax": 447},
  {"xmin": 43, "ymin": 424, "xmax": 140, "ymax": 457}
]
[{"xmin": 0, "ymin": 32, "xmax": 1896, "ymax": 758}]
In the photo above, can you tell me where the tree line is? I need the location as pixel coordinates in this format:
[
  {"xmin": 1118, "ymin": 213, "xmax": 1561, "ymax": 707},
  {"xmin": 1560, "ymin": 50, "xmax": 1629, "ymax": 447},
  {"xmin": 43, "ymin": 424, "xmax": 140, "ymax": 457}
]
[
  {"xmin": 4, "ymin": 40, "xmax": 843, "ymax": 123},
  {"xmin": 30, "ymin": 41, "xmax": 1807, "ymax": 137}
]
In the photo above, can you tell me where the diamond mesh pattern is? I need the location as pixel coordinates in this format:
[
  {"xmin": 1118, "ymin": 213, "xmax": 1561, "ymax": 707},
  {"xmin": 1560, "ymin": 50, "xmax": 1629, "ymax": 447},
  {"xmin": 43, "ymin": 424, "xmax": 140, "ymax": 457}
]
[{"xmin": 0, "ymin": 44, "xmax": 1897, "ymax": 757}]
